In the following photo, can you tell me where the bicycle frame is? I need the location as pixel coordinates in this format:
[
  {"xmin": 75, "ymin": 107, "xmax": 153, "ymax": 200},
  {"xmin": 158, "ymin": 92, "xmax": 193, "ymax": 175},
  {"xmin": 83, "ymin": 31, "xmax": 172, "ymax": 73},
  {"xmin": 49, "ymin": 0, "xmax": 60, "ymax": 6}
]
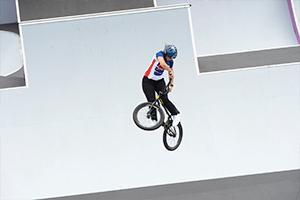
[
  {"xmin": 133, "ymin": 75, "xmax": 182, "ymax": 150},
  {"xmin": 147, "ymin": 79, "xmax": 174, "ymax": 130},
  {"xmin": 156, "ymin": 94, "xmax": 172, "ymax": 120}
]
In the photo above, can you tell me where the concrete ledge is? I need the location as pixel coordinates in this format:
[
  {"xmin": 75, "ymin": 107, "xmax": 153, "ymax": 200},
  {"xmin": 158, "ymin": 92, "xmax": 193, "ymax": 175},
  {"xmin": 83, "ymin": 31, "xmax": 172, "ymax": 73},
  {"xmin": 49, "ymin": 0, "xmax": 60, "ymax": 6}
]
[
  {"xmin": 43, "ymin": 170, "xmax": 300, "ymax": 200},
  {"xmin": 198, "ymin": 46, "xmax": 300, "ymax": 73},
  {"xmin": 18, "ymin": 0, "xmax": 155, "ymax": 21}
]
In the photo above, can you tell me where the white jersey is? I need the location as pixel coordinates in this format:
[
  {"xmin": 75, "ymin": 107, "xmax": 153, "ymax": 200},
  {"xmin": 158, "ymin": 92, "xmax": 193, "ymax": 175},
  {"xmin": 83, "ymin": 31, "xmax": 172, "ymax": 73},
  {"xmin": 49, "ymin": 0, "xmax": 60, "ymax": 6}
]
[{"xmin": 144, "ymin": 51, "xmax": 173, "ymax": 81}]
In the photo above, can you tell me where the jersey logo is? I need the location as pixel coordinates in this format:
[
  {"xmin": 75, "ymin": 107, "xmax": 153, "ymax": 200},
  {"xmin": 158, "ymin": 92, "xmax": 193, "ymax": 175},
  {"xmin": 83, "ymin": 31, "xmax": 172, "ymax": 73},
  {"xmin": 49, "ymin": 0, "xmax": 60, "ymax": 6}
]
[
  {"xmin": 155, "ymin": 64, "xmax": 164, "ymax": 71},
  {"xmin": 154, "ymin": 64, "xmax": 164, "ymax": 76}
]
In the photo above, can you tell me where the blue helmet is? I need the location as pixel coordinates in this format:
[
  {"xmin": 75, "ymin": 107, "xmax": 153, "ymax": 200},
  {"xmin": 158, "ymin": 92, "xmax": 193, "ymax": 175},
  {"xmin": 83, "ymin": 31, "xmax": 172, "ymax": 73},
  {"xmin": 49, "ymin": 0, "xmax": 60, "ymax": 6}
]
[{"xmin": 164, "ymin": 45, "xmax": 177, "ymax": 59}]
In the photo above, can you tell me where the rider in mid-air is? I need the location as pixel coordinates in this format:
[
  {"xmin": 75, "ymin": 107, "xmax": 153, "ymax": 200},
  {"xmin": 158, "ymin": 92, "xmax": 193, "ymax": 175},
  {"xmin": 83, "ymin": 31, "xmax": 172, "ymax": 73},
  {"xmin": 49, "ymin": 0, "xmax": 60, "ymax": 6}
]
[{"xmin": 142, "ymin": 44, "xmax": 180, "ymax": 126}]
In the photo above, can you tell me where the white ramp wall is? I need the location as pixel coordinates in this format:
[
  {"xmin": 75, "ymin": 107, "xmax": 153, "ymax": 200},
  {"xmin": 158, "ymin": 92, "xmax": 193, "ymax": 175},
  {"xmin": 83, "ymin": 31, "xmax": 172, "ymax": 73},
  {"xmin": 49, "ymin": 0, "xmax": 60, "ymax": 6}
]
[
  {"xmin": 157, "ymin": 0, "xmax": 299, "ymax": 56},
  {"xmin": 291, "ymin": 0, "xmax": 300, "ymax": 43},
  {"xmin": 0, "ymin": 31, "xmax": 22, "ymax": 76},
  {"xmin": 295, "ymin": 0, "xmax": 300, "ymax": 23},
  {"xmin": 0, "ymin": 5, "xmax": 300, "ymax": 200}
]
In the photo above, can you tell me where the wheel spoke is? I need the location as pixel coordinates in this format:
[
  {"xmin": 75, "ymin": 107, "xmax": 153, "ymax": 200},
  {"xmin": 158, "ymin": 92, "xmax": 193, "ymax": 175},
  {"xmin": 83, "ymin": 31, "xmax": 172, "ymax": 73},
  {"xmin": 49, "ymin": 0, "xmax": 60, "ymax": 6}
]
[
  {"xmin": 163, "ymin": 123, "xmax": 183, "ymax": 151},
  {"xmin": 133, "ymin": 102, "xmax": 164, "ymax": 130}
]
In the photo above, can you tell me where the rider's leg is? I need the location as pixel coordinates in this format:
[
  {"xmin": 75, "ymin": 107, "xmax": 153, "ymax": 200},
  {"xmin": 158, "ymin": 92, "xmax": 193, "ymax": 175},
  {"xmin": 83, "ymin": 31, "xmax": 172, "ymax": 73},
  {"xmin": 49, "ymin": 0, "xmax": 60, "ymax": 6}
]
[
  {"xmin": 171, "ymin": 114, "xmax": 180, "ymax": 126},
  {"xmin": 161, "ymin": 95, "xmax": 180, "ymax": 126},
  {"xmin": 142, "ymin": 76, "xmax": 158, "ymax": 121},
  {"xmin": 155, "ymin": 79, "xmax": 180, "ymax": 125},
  {"xmin": 142, "ymin": 76, "xmax": 156, "ymax": 102},
  {"xmin": 161, "ymin": 94, "xmax": 180, "ymax": 115}
]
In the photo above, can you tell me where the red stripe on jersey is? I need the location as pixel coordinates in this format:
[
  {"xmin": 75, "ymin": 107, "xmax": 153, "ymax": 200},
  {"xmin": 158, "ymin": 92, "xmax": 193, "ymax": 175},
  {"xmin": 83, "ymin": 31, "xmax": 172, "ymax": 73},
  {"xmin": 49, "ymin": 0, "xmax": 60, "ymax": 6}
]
[{"xmin": 145, "ymin": 59, "xmax": 156, "ymax": 77}]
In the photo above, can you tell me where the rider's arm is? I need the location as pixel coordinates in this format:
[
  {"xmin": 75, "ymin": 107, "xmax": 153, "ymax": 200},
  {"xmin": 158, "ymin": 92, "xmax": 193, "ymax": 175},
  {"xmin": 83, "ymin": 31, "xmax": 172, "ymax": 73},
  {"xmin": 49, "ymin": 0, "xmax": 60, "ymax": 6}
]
[
  {"xmin": 169, "ymin": 68, "xmax": 174, "ymax": 84},
  {"xmin": 169, "ymin": 68, "xmax": 174, "ymax": 92},
  {"xmin": 157, "ymin": 56, "xmax": 172, "ymax": 73},
  {"xmin": 157, "ymin": 55, "xmax": 174, "ymax": 91}
]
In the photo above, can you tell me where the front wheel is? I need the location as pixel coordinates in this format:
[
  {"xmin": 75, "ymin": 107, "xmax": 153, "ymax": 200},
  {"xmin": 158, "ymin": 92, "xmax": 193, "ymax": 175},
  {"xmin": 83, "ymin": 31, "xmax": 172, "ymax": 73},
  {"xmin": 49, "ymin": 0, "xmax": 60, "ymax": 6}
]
[
  {"xmin": 163, "ymin": 122, "xmax": 183, "ymax": 151},
  {"xmin": 133, "ymin": 102, "xmax": 165, "ymax": 131}
]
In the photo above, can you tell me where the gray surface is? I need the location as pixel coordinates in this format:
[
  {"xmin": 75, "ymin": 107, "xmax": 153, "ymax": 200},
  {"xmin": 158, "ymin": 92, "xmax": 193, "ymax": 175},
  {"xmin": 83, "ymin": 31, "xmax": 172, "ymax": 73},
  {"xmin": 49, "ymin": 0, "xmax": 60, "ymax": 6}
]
[
  {"xmin": 0, "ymin": 67, "xmax": 25, "ymax": 89},
  {"xmin": 4, "ymin": 1, "xmax": 300, "ymax": 199},
  {"xmin": 42, "ymin": 170, "xmax": 300, "ymax": 200},
  {"xmin": 198, "ymin": 46, "xmax": 300, "ymax": 73},
  {"xmin": 18, "ymin": 0, "xmax": 154, "ymax": 21}
]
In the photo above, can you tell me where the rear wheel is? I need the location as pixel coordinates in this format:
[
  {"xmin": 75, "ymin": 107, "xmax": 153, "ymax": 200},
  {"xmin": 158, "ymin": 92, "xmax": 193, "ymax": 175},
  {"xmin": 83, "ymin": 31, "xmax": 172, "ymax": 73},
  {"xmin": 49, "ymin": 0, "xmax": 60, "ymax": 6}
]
[
  {"xmin": 163, "ymin": 122, "xmax": 183, "ymax": 151},
  {"xmin": 133, "ymin": 102, "xmax": 164, "ymax": 131}
]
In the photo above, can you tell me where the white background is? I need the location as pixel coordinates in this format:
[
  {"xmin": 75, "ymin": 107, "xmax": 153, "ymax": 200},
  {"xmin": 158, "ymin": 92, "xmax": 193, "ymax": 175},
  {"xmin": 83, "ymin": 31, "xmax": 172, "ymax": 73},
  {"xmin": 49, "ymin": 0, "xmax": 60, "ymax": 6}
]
[{"xmin": 0, "ymin": 3, "xmax": 299, "ymax": 200}]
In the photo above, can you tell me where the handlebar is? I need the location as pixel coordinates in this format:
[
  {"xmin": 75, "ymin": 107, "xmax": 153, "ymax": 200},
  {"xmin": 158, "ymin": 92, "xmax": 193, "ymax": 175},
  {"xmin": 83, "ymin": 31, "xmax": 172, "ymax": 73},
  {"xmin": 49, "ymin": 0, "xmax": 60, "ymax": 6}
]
[{"xmin": 166, "ymin": 78, "xmax": 172, "ymax": 87}]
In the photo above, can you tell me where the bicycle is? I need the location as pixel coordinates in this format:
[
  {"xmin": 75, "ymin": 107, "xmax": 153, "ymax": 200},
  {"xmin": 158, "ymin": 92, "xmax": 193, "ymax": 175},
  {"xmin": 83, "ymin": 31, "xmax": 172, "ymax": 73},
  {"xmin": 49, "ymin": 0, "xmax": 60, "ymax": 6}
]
[{"xmin": 132, "ymin": 78, "xmax": 183, "ymax": 151}]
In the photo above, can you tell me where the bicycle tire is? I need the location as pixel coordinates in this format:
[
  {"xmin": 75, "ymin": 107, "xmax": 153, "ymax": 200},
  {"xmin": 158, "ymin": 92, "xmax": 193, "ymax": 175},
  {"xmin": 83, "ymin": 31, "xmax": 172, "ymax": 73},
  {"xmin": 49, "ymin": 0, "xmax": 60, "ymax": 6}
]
[
  {"xmin": 163, "ymin": 122, "xmax": 183, "ymax": 151},
  {"xmin": 133, "ymin": 102, "xmax": 165, "ymax": 131}
]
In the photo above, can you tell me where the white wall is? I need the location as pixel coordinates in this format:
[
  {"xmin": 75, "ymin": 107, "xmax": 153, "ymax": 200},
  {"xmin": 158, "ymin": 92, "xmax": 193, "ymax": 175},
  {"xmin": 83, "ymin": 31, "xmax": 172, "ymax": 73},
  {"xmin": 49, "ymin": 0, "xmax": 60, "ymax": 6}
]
[
  {"xmin": 294, "ymin": 0, "xmax": 300, "ymax": 32},
  {"xmin": 0, "ymin": 4, "xmax": 299, "ymax": 200},
  {"xmin": 0, "ymin": 31, "xmax": 22, "ymax": 76},
  {"xmin": 157, "ymin": 0, "xmax": 299, "ymax": 56},
  {"xmin": 0, "ymin": 0, "xmax": 17, "ymax": 24}
]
